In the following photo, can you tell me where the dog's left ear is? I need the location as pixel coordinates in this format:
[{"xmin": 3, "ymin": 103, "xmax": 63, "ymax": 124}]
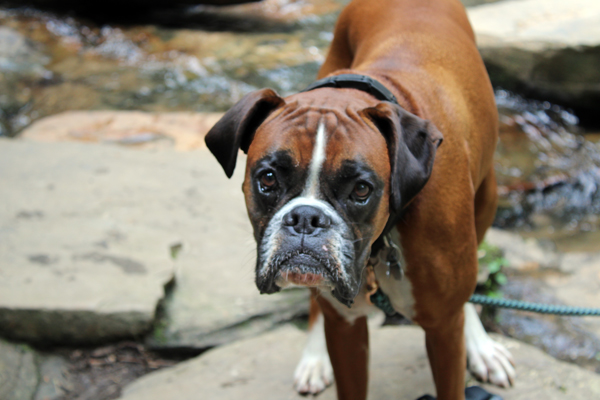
[
  {"xmin": 205, "ymin": 88, "xmax": 285, "ymax": 178},
  {"xmin": 361, "ymin": 102, "xmax": 443, "ymax": 213}
]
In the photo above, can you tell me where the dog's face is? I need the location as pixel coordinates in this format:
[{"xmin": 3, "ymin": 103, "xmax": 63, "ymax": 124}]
[
  {"xmin": 205, "ymin": 88, "xmax": 442, "ymax": 307},
  {"xmin": 244, "ymin": 101, "xmax": 392, "ymax": 306}
]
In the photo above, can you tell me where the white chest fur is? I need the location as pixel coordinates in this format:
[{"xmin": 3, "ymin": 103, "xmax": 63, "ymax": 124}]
[{"xmin": 372, "ymin": 254, "xmax": 415, "ymax": 319}]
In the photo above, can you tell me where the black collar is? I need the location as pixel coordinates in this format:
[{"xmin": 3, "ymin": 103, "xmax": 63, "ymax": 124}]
[
  {"xmin": 301, "ymin": 74, "xmax": 399, "ymax": 105},
  {"xmin": 301, "ymin": 73, "xmax": 402, "ymax": 253}
]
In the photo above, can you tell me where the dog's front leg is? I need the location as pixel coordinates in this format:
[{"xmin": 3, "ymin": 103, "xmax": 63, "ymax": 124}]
[
  {"xmin": 316, "ymin": 292, "xmax": 369, "ymax": 400},
  {"xmin": 294, "ymin": 294, "xmax": 334, "ymax": 395},
  {"xmin": 424, "ymin": 309, "xmax": 467, "ymax": 400}
]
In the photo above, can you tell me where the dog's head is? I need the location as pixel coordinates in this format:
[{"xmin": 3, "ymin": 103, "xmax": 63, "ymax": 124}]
[{"xmin": 205, "ymin": 87, "xmax": 442, "ymax": 307}]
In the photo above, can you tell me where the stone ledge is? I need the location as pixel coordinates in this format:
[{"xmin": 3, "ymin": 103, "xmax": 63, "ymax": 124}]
[{"xmin": 120, "ymin": 324, "xmax": 600, "ymax": 400}]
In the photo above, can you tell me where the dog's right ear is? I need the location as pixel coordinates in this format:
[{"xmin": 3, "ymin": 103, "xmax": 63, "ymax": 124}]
[{"xmin": 205, "ymin": 88, "xmax": 285, "ymax": 178}]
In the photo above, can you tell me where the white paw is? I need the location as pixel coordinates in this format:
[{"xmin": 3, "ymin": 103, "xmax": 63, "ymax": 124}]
[
  {"xmin": 294, "ymin": 353, "xmax": 334, "ymax": 395},
  {"xmin": 464, "ymin": 303, "xmax": 515, "ymax": 388},
  {"xmin": 467, "ymin": 336, "xmax": 516, "ymax": 388}
]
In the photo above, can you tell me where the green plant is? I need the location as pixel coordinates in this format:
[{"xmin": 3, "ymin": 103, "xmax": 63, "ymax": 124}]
[{"xmin": 476, "ymin": 241, "xmax": 509, "ymax": 298}]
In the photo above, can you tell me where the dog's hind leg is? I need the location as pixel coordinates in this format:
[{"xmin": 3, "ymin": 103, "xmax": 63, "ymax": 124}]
[
  {"xmin": 468, "ymin": 168, "xmax": 516, "ymax": 388},
  {"xmin": 294, "ymin": 293, "xmax": 334, "ymax": 395},
  {"xmin": 465, "ymin": 303, "xmax": 515, "ymax": 388}
]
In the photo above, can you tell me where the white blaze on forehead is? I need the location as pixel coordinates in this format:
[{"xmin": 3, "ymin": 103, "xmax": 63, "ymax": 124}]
[{"xmin": 304, "ymin": 122, "xmax": 327, "ymax": 198}]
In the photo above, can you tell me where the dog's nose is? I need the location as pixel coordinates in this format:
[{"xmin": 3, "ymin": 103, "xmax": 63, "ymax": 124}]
[{"xmin": 283, "ymin": 205, "xmax": 331, "ymax": 235}]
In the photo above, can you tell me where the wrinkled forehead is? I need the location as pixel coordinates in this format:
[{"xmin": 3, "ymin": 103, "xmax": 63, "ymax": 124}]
[{"xmin": 246, "ymin": 106, "xmax": 391, "ymax": 181}]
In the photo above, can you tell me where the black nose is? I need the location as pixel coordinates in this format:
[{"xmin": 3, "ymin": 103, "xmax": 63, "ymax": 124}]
[{"xmin": 283, "ymin": 205, "xmax": 331, "ymax": 235}]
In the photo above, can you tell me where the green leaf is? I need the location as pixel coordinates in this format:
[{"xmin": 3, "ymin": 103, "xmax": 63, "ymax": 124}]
[
  {"xmin": 495, "ymin": 273, "xmax": 508, "ymax": 285},
  {"xmin": 487, "ymin": 260, "xmax": 502, "ymax": 273}
]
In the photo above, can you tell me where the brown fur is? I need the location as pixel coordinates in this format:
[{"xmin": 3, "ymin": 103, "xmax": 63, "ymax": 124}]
[
  {"xmin": 303, "ymin": 0, "xmax": 498, "ymax": 399},
  {"xmin": 206, "ymin": 0, "xmax": 498, "ymax": 398}
]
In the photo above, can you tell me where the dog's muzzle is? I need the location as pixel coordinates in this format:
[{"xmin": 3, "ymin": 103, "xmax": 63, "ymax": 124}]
[{"xmin": 255, "ymin": 198, "xmax": 361, "ymax": 307}]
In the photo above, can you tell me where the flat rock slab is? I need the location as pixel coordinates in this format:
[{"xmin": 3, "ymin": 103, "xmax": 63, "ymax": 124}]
[
  {"xmin": 468, "ymin": 0, "xmax": 600, "ymax": 113},
  {"xmin": 20, "ymin": 111, "xmax": 224, "ymax": 151},
  {"xmin": 0, "ymin": 139, "xmax": 306, "ymax": 344},
  {"xmin": 120, "ymin": 324, "xmax": 600, "ymax": 400},
  {"xmin": 0, "ymin": 140, "xmax": 175, "ymax": 343}
]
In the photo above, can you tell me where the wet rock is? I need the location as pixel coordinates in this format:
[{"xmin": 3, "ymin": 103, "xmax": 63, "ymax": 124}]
[
  {"xmin": 468, "ymin": 0, "xmax": 600, "ymax": 119},
  {"xmin": 0, "ymin": 26, "xmax": 49, "ymax": 77},
  {"xmin": 34, "ymin": 354, "xmax": 72, "ymax": 400},
  {"xmin": 0, "ymin": 338, "xmax": 73, "ymax": 400},
  {"xmin": 492, "ymin": 91, "xmax": 600, "ymax": 237},
  {"xmin": 0, "ymin": 340, "xmax": 38, "ymax": 400},
  {"xmin": 547, "ymin": 252, "xmax": 600, "ymax": 339},
  {"xmin": 492, "ymin": 270, "xmax": 600, "ymax": 374},
  {"xmin": 20, "ymin": 110, "xmax": 224, "ymax": 150},
  {"xmin": 0, "ymin": 139, "xmax": 306, "ymax": 345},
  {"xmin": 120, "ymin": 324, "xmax": 600, "ymax": 400},
  {"xmin": 485, "ymin": 228, "xmax": 560, "ymax": 271},
  {"xmin": 181, "ymin": 0, "xmax": 343, "ymax": 31},
  {"xmin": 480, "ymin": 230, "xmax": 600, "ymax": 373},
  {"xmin": 480, "ymin": 231, "xmax": 600, "ymax": 372}
]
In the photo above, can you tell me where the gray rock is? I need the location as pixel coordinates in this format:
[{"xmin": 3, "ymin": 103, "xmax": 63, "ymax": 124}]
[
  {"xmin": 468, "ymin": 0, "xmax": 600, "ymax": 114},
  {"xmin": 0, "ymin": 337, "xmax": 75, "ymax": 400},
  {"xmin": 0, "ymin": 139, "xmax": 175, "ymax": 343},
  {"xmin": 34, "ymin": 354, "xmax": 72, "ymax": 400},
  {"xmin": 120, "ymin": 324, "xmax": 600, "ymax": 400},
  {"xmin": 0, "ymin": 139, "xmax": 306, "ymax": 345},
  {"xmin": 546, "ymin": 252, "xmax": 600, "ymax": 338},
  {"xmin": 484, "ymin": 228, "xmax": 560, "ymax": 271},
  {"xmin": 152, "ymin": 245, "xmax": 309, "ymax": 349},
  {"xmin": 0, "ymin": 339, "xmax": 38, "ymax": 400},
  {"xmin": 482, "ymin": 231, "xmax": 600, "ymax": 368}
]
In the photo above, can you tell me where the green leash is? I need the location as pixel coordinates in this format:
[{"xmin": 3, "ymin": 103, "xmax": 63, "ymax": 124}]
[
  {"xmin": 468, "ymin": 293, "xmax": 600, "ymax": 316},
  {"xmin": 370, "ymin": 289, "xmax": 600, "ymax": 317}
]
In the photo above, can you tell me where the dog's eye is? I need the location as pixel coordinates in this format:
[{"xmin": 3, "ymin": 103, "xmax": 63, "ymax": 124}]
[
  {"xmin": 352, "ymin": 181, "xmax": 372, "ymax": 202},
  {"xmin": 259, "ymin": 171, "xmax": 277, "ymax": 192}
]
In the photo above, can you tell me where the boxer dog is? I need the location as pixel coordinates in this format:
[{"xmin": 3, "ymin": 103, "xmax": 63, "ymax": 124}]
[{"xmin": 205, "ymin": 0, "xmax": 515, "ymax": 399}]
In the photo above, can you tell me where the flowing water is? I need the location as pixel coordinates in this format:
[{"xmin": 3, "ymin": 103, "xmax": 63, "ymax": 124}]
[
  {"xmin": 494, "ymin": 91, "xmax": 600, "ymax": 252},
  {"xmin": 0, "ymin": 1, "xmax": 342, "ymax": 137}
]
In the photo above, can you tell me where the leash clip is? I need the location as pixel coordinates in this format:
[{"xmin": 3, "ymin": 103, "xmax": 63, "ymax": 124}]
[{"xmin": 383, "ymin": 234, "xmax": 403, "ymax": 281}]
